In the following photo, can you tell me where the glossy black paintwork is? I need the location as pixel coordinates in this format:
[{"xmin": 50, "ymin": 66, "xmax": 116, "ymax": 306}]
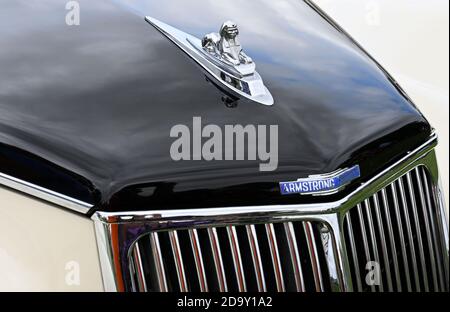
[{"xmin": 0, "ymin": 0, "xmax": 431, "ymax": 214}]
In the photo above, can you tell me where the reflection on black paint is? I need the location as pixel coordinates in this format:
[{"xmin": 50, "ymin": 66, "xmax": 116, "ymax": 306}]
[{"xmin": 0, "ymin": 0, "xmax": 430, "ymax": 213}]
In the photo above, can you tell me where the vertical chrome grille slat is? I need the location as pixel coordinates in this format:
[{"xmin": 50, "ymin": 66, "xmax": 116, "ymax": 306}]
[
  {"xmin": 415, "ymin": 167, "xmax": 439, "ymax": 291},
  {"xmin": 356, "ymin": 203, "xmax": 375, "ymax": 292},
  {"xmin": 149, "ymin": 232, "xmax": 168, "ymax": 292},
  {"xmin": 405, "ymin": 172, "xmax": 429, "ymax": 291},
  {"xmin": 129, "ymin": 255, "xmax": 137, "ymax": 292},
  {"xmin": 397, "ymin": 178, "xmax": 421, "ymax": 291},
  {"xmin": 390, "ymin": 183, "xmax": 413, "ymax": 291},
  {"xmin": 245, "ymin": 225, "xmax": 267, "ymax": 292},
  {"xmin": 373, "ymin": 193, "xmax": 393, "ymax": 291},
  {"xmin": 343, "ymin": 166, "xmax": 447, "ymax": 293},
  {"xmin": 132, "ymin": 242, "xmax": 147, "ymax": 292},
  {"xmin": 303, "ymin": 221, "xmax": 324, "ymax": 292},
  {"xmin": 265, "ymin": 223, "xmax": 285, "ymax": 292},
  {"xmin": 380, "ymin": 188, "xmax": 402, "ymax": 291},
  {"xmin": 208, "ymin": 227, "xmax": 228, "ymax": 292},
  {"xmin": 421, "ymin": 169, "xmax": 446, "ymax": 290},
  {"xmin": 169, "ymin": 231, "xmax": 188, "ymax": 292},
  {"xmin": 188, "ymin": 229, "xmax": 208, "ymax": 292},
  {"xmin": 227, "ymin": 226, "xmax": 247, "ymax": 292},
  {"xmin": 363, "ymin": 199, "xmax": 384, "ymax": 291},
  {"xmin": 284, "ymin": 222, "xmax": 305, "ymax": 292},
  {"xmin": 345, "ymin": 214, "xmax": 363, "ymax": 291}
]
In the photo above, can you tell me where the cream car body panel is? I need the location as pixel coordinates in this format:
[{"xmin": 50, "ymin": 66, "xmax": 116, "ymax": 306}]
[{"xmin": 0, "ymin": 187, "xmax": 103, "ymax": 291}]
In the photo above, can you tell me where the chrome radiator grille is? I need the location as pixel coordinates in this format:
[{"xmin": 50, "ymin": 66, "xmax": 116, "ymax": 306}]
[
  {"xmin": 129, "ymin": 222, "xmax": 331, "ymax": 292},
  {"xmin": 93, "ymin": 137, "xmax": 449, "ymax": 292},
  {"xmin": 343, "ymin": 166, "xmax": 449, "ymax": 292}
]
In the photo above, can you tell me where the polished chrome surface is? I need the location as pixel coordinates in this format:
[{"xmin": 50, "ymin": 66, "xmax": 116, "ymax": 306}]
[
  {"xmin": 373, "ymin": 193, "xmax": 393, "ymax": 291},
  {"xmin": 380, "ymin": 188, "xmax": 402, "ymax": 291},
  {"xmin": 421, "ymin": 169, "xmax": 447, "ymax": 289},
  {"xmin": 356, "ymin": 203, "xmax": 375, "ymax": 292},
  {"xmin": 406, "ymin": 172, "xmax": 429, "ymax": 291},
  {"xmin": 145, "ymin": 16, "xmax": 274, "ymax": 106},
  {"xmin": 189, "ymin": 229, "xmax": 208, "ymax": 292},
  {"xmin": 0, "ymin": 171, "xmax": 92, "ymax": 214},
  {"xmin": 284, "ymin": 222, "xmax": 305, "ymax": 291},
  {"xmin": 265, "ymin": 223, "xmax": 285, "ymax": 292},
  {"xmin": 126, "ymin": 221, "xmax": 330, "ymax": 292},
  {"xmin": 414, "ymin": 168, "xmax": 439, "ymax": 290},
  {"xmin": 131, "ymin": 242, "xmax": 147, "ymax": 292},
  {"xmin": 318, "ymin": 223, "xmax": 341, "ymax": 291},
  {"xmin": 391, "ymin": 182, "xmax": 412, "ymax": 291},
  {"xmin": 227, "ymin": 225, "xmax": 247, "ymax": 292},
  {"xmin": 149, "ymin": 232, "xmax": 168, "ymax": 292},
  {"xmin": 201, "ymin": 21, "xmax": 255, "ymax": 76},
  {"xmin": 344, "ymin": 213, "xmax": 362, "ymax": 291},
  {"xmin": 93, "ymin": 133, "xmax": 448, "ymax": 292},
  {"xmin": 303, "ymin": 221, "xmax": 324, "ymax": 291},
  {"xmin": 364, "ymin": 198, "xmax": 383, "ymax": 291},
  {"xmin": 397, "ymin": 177, "xmax": 421, "ymax": 290},
  {"xmin": 343, "ymin": 164, "xmax": 449, "ymax": 292},
  {"xmin": 207, "ymin": 228, "xmax": 228, "ymax": 291},
  {"xmin": 169, "ymin": 231, "xmax": 188, "ymax": 292},
  {"xmin": 246, "ymin": 225, "xmax": 266, "ymax": 292}
]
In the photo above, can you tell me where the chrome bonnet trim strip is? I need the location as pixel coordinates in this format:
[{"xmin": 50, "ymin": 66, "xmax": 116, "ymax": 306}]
[
  {"xmin": 1, "ymin": 133, "xmax": 435, "ymax": 217},
  {"xmin": 0, "ymin": 171, "xmax": 93, "ymax": 214},
  {"xmin": 94, "ymin": 132, "xmax": 438, "ymax": 224}
]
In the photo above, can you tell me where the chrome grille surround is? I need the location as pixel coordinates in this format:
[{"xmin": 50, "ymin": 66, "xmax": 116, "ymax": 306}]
[{"xmin": 93, "ymin": 133, "xmax": 449, "ymax": 292}]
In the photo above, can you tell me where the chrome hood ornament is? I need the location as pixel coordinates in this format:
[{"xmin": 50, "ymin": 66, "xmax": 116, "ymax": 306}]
[
  {"xmin": 201, "ymin": 21, "xmax": 256, "ymax": 76},
  {"xmin": 145, "ymin": 17, "xmax": 274, "ymax": 106}
]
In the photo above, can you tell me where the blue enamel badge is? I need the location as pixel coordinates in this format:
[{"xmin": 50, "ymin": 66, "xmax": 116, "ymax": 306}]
[{"xmin": 279, "ymin": 165, "xmax": 361, "ymax": 196}]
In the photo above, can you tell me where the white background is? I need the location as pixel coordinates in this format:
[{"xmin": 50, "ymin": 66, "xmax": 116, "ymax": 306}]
[{"xmin": 315, "ymin": 0, "xmax": 449, "ymax": 210}]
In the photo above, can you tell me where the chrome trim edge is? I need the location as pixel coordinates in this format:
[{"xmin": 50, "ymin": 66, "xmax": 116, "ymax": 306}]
[
  {"xmin": 94, "ymin": 133, "xmax": 438, "ymax": 224},
  {"xmin": 0, "ymin": 171, "xmax": 93, "ymax": 214}
]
